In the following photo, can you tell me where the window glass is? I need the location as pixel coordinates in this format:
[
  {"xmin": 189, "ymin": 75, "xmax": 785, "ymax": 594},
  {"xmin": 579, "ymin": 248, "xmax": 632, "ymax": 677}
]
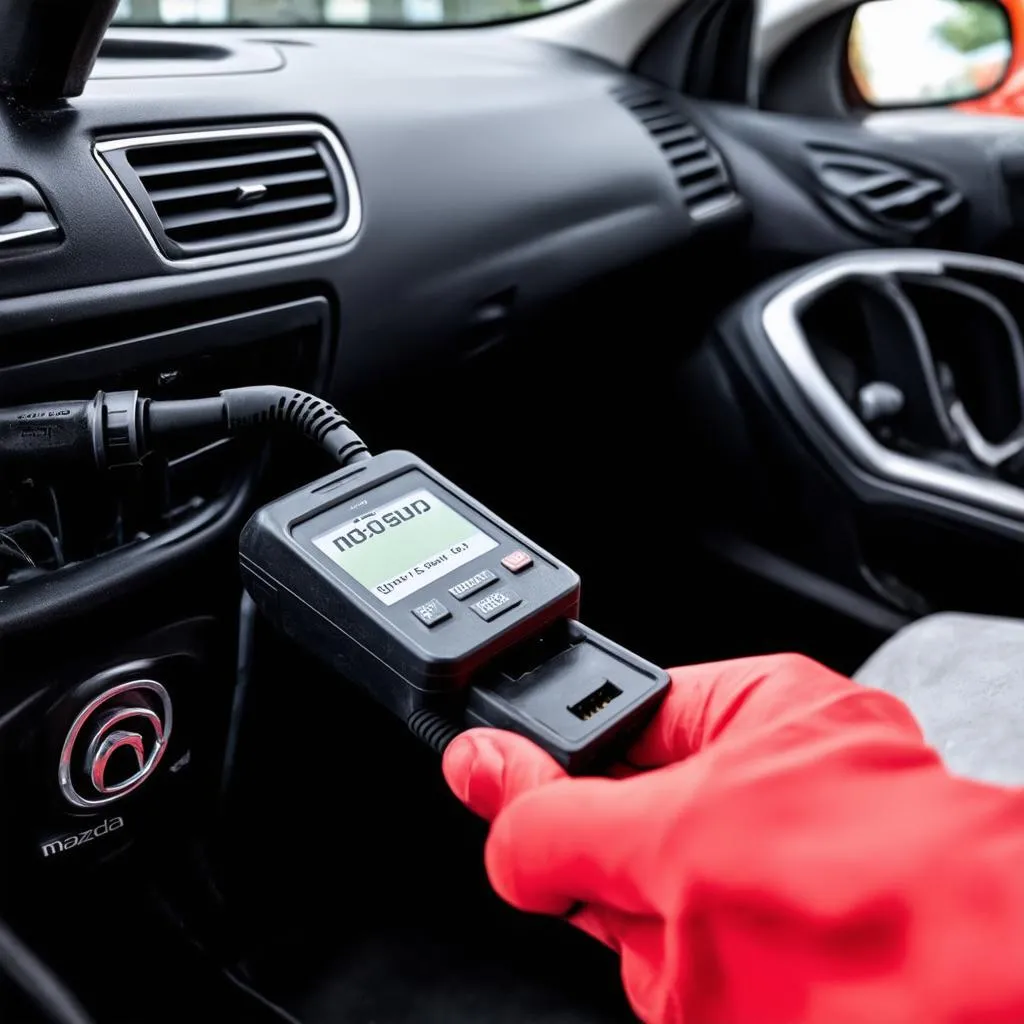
[{"xmin": 112, "ymin": 0, "xmax": 577, "ymax": 27}]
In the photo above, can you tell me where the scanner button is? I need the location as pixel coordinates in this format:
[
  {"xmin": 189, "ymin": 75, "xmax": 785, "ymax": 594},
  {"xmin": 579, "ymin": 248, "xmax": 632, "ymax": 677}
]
[
  {"xmin": 449, "ymin": 568, "xmax": 498, "ymax": 601},
  {"xmin": 501, "ymin": 550, "xmax": 533, "ymax": 574},
  {"xmin": 411, "ymin": 599, "xmax": 452, "ymax": 628},
  {"xmin": 471, "ymin": 587, "xmax": 522, "ymax": 622}
]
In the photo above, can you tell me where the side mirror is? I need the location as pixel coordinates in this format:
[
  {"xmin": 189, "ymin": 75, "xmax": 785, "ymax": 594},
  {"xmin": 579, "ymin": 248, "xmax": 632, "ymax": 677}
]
[{"xmin": 847, "ymin": 0, "xmax": 1013, "ymax": 108}]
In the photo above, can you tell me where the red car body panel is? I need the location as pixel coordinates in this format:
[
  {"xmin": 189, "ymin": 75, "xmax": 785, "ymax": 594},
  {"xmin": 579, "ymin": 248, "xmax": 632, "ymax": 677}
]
[{"xmin": 958, "ymin": 2, "xmax": 1024, "ymax": 114}]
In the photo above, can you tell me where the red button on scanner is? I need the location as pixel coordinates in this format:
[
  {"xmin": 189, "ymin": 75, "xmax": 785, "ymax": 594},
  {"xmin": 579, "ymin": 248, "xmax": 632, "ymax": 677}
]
[{"xmin": 501, "ymin": 550, "xmax": 533, "ymax": 574}]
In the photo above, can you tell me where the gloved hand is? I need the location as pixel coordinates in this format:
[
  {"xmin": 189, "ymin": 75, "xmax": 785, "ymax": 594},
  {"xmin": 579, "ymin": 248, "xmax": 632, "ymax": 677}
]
[{"xmin": 443, "ymin": 654, "xmax": 1024, "ymax": 1024}]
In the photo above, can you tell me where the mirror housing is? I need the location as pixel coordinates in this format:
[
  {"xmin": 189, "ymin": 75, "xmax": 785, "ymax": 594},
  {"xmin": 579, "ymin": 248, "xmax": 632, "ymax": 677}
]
[{"xmin": 847, "ymin": 0, "xmax": 1013, "ymax": 108}]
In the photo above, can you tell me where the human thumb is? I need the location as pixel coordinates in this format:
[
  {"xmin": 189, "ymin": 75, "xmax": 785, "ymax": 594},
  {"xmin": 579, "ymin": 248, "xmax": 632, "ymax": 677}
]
[{"xmin": 442, "ymin": 728, "xmax": 567, "ymax": 822}]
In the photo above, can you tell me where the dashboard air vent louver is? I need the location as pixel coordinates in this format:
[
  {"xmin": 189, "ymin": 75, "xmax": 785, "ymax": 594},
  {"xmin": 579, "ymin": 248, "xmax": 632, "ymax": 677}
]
[
  {"xmin": 95, "ymin": 123, "xmax": 359, "ymax": 263},
  {"xmin": 805, "ymin": 144, "xmax": 962, "ymax": 242},
  {"xmin": 614, "ymin": 86, "xmax": 739, "ymax": 221}
]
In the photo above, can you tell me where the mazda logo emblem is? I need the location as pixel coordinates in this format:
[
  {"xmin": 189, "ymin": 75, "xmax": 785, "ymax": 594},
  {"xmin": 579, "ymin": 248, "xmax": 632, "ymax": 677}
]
[{"xmin": 58, "ymin": 680, "xmax": 172, "ymax": 809}]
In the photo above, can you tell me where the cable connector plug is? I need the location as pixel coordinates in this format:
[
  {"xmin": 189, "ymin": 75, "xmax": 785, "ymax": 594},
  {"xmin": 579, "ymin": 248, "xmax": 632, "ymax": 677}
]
[{"xmin": 0, "ymin": 390, "xmax": 145, "ymax": 477}]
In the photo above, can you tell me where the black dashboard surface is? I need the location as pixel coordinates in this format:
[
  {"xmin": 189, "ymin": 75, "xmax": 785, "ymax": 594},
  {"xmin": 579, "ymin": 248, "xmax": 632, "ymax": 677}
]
[
  {"xmin": 8, "ymin": 20, "xmax": 1015, "ymax": 400},
  {"xmin": 0, "ymin": 28, "xmax": 702, "ymax": 390}
]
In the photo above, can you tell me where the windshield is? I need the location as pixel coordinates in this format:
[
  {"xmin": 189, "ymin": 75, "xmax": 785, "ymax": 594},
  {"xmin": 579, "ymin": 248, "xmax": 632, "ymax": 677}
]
[{"xmin": 111, "ymin": 0, "xmax": 576, "ymax": 27}]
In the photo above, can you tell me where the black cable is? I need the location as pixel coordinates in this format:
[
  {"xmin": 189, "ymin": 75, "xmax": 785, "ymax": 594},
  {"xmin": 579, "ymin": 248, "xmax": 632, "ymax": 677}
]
[
  {"xmin": 407, "ymin": 709, "xmax": 464, "ymax": 754},
  {"xmin": 220, "ymin": 387, "xmax": 370, "ymax": 467},
  {"xmin": 220, "ymin": 967, "xmax": 305, "ymax": 1024},
  {"xmin": 4, "ymin": 519, "xmax": 63, "ymax": 567},
  {"xmin": 145, "ymin": 870, "xmax": 303, "ymax": 1024},
  {"xmin": 0, "ymin": 387, "xmax": 372, "ymax": 477},
  {"xmin": 0, "ymin": 916, "xmax": 94, "ymax": 1024},
  {"xmin": 0, "ymin": 530, "xmax": 33, "ymax": 567},
  {"xmin": 47, "ymin": 486, "xmax": 64, "ymax": 549},
  {"xmin": 147, "ymin": 387, "xmax": 371, "ymax": 468},
  {"xmin": 221, "ymin": 590, "xmax": 259, "ymax": 804}
]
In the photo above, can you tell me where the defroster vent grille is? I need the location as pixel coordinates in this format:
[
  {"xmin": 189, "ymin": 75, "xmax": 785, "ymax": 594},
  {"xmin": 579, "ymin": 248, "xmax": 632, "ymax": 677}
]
[{"xmin": 615, "ymin": 85, "xmax": 739, "ymax": 221}]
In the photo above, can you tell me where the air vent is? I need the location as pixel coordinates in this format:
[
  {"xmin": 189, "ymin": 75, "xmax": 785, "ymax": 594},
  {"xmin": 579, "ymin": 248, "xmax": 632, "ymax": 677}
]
[
  {"xmin": 806, "ymin": 144, "xmax": 962, "ymax": 241},
  {"xmin": 615, "ymin": 86, "xmax": 739, "ymax": 221},
  {"xmin": 95, "ymin": 123, "xmax": 359, "ymax": 263}
]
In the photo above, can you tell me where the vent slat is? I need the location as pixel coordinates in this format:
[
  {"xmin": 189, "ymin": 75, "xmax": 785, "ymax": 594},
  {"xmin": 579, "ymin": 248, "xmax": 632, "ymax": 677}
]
[
  {"xmin": 620, "ymin": 97, "xmax": 664, "ymax": 115},
  {"xmin": 831, "ymin": 171, "xmax": 905, "ymax": 197},
  {"xmin": 682, "ymin": 178, "xmax": 733, "ymax": 203},
  {"xmin": 675, "ymin": 155, "xmax": 723, "ymax": 181},
  {"xmin": 161, "ymin": 193, "xmax": 335, "ymax": 234},
  {"xmin": 656, "ymin": 126, "xmax": 702, "ymax": 148},
  {"xmin": 615, "ymin": 86, "xmax": 738, "ymax": 222},
  {"xmin": 134, "ymin": 145, "xmax": 319, "ymax": 181},
  {"xmin": 862, "ymin": 180, "xmax": 944, "ymax": 214},
  {"xmin": 148, "ymin": 168, "xmax": 330, "ymax": 205},
  {"xmin": 100, "ymin": 126, "xmax": 350, "ymax": 258},
  {"xmin": 667, "ymin": 142, "xmax": 713, "ymax": 167},
  {"xmin": 642, "ymin": 113, "xmax": 688, "ymax": 132}
]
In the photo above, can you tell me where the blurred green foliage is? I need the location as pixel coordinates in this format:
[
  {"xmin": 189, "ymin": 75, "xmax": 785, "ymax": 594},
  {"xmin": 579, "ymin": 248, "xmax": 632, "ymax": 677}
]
[{"xmin": 937, "ymin": 0, "xmax": 1010, "ymax": 53}]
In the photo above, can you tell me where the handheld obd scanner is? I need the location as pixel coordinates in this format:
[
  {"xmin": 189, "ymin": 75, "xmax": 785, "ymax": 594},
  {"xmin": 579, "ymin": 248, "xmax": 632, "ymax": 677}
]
[{"xmin": 0, "ymin": 387, "xmax": 669, "ymax": 772}]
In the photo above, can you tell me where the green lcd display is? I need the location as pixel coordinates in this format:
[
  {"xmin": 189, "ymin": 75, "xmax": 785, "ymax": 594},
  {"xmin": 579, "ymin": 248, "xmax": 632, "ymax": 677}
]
[{"xmin": 312, "ymin": 487, "xmax": 498, "ymax": 605}]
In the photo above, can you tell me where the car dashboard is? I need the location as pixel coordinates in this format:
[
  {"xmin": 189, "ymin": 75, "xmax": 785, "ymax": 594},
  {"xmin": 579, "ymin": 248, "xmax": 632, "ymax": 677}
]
[{"xmin": 1, "ymin": 28, "xmax": 742, "ymax": 360}]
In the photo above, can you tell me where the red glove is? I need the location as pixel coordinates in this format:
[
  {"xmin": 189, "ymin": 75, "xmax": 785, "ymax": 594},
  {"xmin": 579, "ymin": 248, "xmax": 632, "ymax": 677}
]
[{"xmin": 443, "ymin": 654, "xmax": 1024, "ymax": 1024}]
